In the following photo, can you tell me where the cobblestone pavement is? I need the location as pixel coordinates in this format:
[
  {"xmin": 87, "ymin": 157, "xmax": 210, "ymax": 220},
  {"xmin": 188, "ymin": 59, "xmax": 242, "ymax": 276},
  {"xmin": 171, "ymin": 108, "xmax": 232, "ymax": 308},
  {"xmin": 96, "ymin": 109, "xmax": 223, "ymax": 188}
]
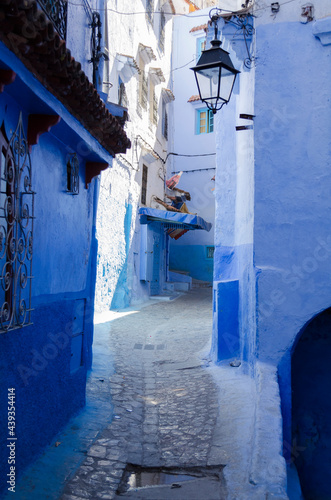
[{"xmin": 61, "ymin": 288, "xmax": 228, "ymax": 500}]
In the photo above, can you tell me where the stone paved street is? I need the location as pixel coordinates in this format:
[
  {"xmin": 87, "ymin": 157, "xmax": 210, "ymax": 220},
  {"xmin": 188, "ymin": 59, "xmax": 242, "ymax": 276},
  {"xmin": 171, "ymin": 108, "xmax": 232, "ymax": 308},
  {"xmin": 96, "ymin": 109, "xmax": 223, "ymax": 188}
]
[
  {"xmin": 8, "ymin": 287, "xmax": 267, "ymax": 500},
  {"xmin": 61, "ymin": 288, "xmax": 228, "ymax": 499}
]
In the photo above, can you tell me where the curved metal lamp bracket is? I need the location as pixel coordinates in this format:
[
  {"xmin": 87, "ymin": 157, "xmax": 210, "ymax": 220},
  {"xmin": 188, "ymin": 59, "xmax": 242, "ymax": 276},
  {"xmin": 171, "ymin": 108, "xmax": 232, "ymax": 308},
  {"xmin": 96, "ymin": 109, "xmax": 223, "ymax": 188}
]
[
  {"xmin": 208, "ymin": 8, "xmax": 255, "ymax": 69},
  {"xmin": 225, "ymin": 15, "xmax": 255, "ymax": 68}
]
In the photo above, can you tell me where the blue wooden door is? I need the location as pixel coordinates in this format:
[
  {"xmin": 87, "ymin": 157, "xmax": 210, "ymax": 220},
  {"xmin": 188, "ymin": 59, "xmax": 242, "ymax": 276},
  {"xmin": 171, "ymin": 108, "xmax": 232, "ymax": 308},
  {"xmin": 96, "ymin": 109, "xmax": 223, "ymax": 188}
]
[{"xmin": 150, "ymin": 232, "xmax": 161, "ymax": 295}]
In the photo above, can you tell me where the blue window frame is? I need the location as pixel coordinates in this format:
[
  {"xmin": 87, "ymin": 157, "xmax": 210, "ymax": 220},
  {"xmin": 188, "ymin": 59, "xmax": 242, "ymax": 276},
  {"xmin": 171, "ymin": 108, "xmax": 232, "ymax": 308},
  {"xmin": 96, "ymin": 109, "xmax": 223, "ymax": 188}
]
[
  {"xmin": 196, "ymin": 37, "xmax": 206, "ymax": 61},
  {"xmin": 196, "ymin": 109, "xmax": 214, "ymax": 135}
]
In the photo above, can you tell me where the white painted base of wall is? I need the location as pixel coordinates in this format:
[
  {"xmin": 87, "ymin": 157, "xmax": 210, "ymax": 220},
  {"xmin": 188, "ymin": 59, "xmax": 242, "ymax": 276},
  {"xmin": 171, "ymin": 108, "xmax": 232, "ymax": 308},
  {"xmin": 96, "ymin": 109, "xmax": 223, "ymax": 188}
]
[{"xmin": 204, "ymin": 359, "xmax": 288, "ymax": 499}]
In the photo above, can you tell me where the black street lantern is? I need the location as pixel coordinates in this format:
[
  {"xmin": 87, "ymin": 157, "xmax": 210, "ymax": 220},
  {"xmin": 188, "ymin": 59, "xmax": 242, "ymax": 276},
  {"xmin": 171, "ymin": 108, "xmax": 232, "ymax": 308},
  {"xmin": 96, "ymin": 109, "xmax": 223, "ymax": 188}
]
[{"xmin": 191, "ymin": 9, "xmax": 240, "ymax": 114}]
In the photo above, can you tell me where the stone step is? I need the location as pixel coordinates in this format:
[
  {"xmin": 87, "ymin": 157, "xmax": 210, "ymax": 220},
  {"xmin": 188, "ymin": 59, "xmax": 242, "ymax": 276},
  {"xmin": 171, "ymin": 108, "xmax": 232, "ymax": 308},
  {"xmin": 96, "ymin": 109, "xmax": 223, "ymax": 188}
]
[{"xmin": 164, "ymin": 281, "xmax": 190, "ymax": 292}]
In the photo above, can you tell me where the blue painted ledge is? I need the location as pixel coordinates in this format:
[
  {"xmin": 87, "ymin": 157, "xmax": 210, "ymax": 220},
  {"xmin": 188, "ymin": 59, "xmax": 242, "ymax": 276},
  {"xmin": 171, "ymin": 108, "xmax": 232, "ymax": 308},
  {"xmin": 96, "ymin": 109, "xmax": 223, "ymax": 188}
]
[{"xmin": 312, "ymin": 16, "xmax": 331, "ymax": 45}]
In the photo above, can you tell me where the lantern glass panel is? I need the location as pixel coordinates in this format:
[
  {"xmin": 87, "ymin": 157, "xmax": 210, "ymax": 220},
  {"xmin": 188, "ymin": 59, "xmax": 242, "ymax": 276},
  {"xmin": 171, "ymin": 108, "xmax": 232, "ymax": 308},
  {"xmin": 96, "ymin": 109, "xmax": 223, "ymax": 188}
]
[
  {"xmin": 219, "ymin": 67, "xmax": 236, "ymax": 103},
  {"xmin": 195, "ymin": 66, "xmax": 221, "ymax": 104}
]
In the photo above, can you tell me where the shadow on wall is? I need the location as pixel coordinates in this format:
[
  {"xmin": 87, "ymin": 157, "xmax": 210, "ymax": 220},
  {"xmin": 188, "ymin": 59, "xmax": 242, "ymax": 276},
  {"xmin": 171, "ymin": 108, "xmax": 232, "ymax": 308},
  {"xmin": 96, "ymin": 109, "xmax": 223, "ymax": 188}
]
[
  {"xmin": 291, "ymin": 308, "xmax": 331, "ymax": 499},
  {"xmin": 111, "ymin": 203, "xmax": 132, "ymax": 309}
]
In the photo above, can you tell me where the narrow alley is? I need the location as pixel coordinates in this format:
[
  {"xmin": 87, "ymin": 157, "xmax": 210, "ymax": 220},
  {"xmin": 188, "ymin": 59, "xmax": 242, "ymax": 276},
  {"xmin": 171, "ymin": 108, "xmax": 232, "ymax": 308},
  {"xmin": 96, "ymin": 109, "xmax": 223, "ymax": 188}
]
[
  {"xmin": 7, "ymin": 288, "xmax": 259, "ymax": 500},
  {"xmin": 64, "ymin": 287, "xmax": 226, "ymax": 500},
  {"xmin": 1, "ymin": 1, "xmax": 330, "ymax": 498}
]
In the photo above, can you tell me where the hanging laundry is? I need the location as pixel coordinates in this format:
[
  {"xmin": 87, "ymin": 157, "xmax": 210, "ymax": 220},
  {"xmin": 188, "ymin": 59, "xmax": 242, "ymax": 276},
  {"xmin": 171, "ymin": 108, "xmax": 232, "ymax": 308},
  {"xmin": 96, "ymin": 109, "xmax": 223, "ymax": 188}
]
[{"xmin": 166, "ymin": 171, "xmax": 183, "ymax": 189}]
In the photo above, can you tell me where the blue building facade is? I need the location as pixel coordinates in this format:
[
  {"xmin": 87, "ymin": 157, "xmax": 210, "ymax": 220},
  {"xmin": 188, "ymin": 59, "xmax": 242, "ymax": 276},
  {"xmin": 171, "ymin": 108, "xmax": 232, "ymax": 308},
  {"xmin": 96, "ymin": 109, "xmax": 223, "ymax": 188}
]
[
  {"xmin": 139, "ymin": 207, "xmax": 212, "ymax": 295},
  {"xmin": 211, "ymin": 2, "xmax": 331, "ymax": 496},
  {"xmin": 0, "ymin": 0, "xmax": 130, "ymax": 494},
  {"xmin": 169, "ymin": 10, "xmax": 216, "ymax": 284}
]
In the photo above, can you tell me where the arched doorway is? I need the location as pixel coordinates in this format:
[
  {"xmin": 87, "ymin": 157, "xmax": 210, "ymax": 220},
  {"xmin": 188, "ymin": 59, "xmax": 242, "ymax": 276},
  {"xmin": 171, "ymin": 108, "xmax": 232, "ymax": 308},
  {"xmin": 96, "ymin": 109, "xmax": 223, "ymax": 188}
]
[{"xmin": 291, "ymin": 308, "xmax": 331, "ymax": 499}]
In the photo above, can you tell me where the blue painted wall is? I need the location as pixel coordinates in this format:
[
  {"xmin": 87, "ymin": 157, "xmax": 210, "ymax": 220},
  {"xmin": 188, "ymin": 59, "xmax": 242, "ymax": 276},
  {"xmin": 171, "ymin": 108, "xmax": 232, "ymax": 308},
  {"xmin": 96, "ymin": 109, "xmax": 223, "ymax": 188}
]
[
  {"xmin": 212, "ymin": 18, "xmax": 331, "ymax": 366},
  {"xmin": 211, "ymin": 43, "xmax": 256, "ymax": 368},
  {"xmin": 169, "ymin": 244, "xmax": 213, "ymax": 282},
  {"xmin": 111, "ymin": 203, "xmax": 132, "ymax": 309},
  {"xmin": 254, "ymin": 20, "xmax": 331, "ymax": 361},
  {"xmin": 212, "ymin": 14, "xmax": 331, "ymax": 492},
  {"xmin": 254, "ymin": 20, "xmax": 331, "ymax": 451},
  {"xmin": 0, "ymin": 55, "xmax": 103, "ymax": 495}
]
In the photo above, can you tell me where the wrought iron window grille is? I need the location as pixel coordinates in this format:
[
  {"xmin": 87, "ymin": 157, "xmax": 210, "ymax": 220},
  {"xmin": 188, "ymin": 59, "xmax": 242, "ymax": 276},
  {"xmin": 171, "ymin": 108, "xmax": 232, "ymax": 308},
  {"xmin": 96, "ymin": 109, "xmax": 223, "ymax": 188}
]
[
  {"xmin": 141, "ymin": 165, "xmax": 148, "ymax": 205},
  {"xmin": 0, "ymin": 113, "xmax": 34, "ymax": 333},
  {"xmin": 37, "ymin": 0, "xmax": 68, "ymax": 40},
  {"xmin": 66, "ymin": 154, "xmax": 79, "ymax": 195},
  {"xmin": 223, "ymin": 14, "xmax": 255, "ymax": 68}
]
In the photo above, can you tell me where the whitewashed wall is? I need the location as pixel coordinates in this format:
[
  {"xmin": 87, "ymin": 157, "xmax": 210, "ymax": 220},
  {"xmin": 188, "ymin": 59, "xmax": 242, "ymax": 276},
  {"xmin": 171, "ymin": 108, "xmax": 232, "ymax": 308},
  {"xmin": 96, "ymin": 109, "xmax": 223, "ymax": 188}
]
[{"xmin": 95, "ymin": 0, "xmax": 177, "ymax": 310}]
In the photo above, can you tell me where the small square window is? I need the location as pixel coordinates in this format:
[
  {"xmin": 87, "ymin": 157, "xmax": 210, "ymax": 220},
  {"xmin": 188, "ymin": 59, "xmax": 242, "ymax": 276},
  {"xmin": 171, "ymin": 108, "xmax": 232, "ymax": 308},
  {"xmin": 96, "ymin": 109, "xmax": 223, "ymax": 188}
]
[
  {"xmin": 67, "ymin": 154, "xmax": 79, "ymax": 194},
  {"xmin": 196, "ymin": 37, "xmax": 206, "ymax": 62},
  {"xmin": 206, "ymin": 246, "xmax": 215, "ymax": 259},
  {"xmin": 196, "ymin": 109, "xmax": 214, "ymax": 135}
]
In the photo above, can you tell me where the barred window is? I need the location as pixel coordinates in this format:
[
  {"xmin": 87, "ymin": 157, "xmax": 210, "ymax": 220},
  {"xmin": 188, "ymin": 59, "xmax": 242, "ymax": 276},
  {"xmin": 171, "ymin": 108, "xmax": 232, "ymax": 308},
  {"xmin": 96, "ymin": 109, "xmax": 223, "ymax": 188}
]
[
  {"xmin": 0, "ymin": 113, "xmax": 34, "ymax": 332},
  {"xmin": 67, "ymin": 154, "xmax": 79, "ymax": 195},
  {"xmin": 141, "ymin": 165, "xmax": 148, "ymax": 205}
]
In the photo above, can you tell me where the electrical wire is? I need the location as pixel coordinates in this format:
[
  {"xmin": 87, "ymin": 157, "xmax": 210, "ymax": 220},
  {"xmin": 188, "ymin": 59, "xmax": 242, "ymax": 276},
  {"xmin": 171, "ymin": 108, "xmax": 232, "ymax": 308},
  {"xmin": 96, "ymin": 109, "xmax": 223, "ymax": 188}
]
[
  {"xmin": 168, "ymin": 57, "xmax": 196, "ymax": 74},
  {"xmin": 67, "ymin": 0, "xmax": 298, "ymax": 17},
  {"xmin": 165, "ymin": 152, "xmax": 216, "ymax": 163},
  {"xmin": 106, "ymin": 48, "xmax": 195, "ymax": 77},
  {"xmin": 67, "ymin": 1, "xmax": 237, "ymax": 16}
]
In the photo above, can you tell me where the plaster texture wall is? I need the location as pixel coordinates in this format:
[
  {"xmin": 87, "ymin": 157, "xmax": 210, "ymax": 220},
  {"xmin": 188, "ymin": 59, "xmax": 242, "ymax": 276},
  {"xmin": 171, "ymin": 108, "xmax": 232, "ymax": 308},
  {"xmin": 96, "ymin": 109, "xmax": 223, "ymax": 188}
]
[
  {"xmin": 253, "ymin": 11, "xmax": 331, "ymax": 494},
  {"xmin": 254, "ymin": 17, "xmax": 331, "ymax": 364},
  {"xmin": 32, "ymin": 133, "xmax": 94, "ymax": 296},
  {"xmin": 95, "ymin": 0, "xmax": 178, "ymax": 309},
  {"xmin": 0, "ymin": 95, "xmax": 98, "ymax": 494},
  {"xmin": 211, "ymin": 0, "xmax": 331, "ymax": 496},
  {"xmin": 169, "ymin": 9, "xmax": 216, "ymax": 281},
  {"xmin": 0, "ymin": 3, "xmax": 110, "ymax": 488},
  {"xmin": 212, "ymin": 39, "xmax": 255, "ymax": 367}
]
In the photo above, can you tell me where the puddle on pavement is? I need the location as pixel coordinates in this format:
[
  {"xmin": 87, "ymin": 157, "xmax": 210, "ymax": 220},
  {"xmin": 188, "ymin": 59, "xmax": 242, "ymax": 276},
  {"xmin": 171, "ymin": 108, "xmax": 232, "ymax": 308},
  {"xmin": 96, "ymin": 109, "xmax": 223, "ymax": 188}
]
[
  {"xmin": 127, "ymin": 470, "xmax": 195, "ymax": 488},
  {"xmin": 117, "ymin": 464, "xmax": 224, "ymax": 495}
]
